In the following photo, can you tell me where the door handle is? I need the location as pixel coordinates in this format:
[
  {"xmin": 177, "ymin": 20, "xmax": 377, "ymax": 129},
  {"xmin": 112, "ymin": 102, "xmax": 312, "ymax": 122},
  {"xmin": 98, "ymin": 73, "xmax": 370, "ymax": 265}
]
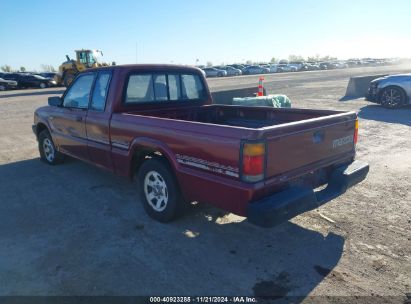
[{"xmin": 75, "ymin": 116, "xmax": 83, "ymax": 122}]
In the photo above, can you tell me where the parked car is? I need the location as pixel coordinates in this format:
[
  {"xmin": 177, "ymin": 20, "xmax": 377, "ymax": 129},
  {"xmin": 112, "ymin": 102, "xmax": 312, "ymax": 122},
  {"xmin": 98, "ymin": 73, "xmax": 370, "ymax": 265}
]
[
  {"xmin": 243, "ymin": 65, "xmax": 270, "ymax": 75},
  {"xmin": 277, "ymin": 64, "xmax": 298, "ymax": 72},
  {"xmin": 366, "ymin": 73, "xmax": 411, "ymax": 108},
  {"xmin": 37, "ymin": 72, "xmax": 59, "ymax": 86},
  {"xmin": 2, "ymin": 73, "xmax": 56, "ymax": 88},
  {"xmin": 38, "ymin": 72, "xmax": 57, "ymax": 80},
  {"xmin": 333, "ymin": 61, "xmax": 348, "ymax": 69},
  {"xmin": 217, "ymin": 66, "xmax": 242, "ymax": 76},
  {"xmin": 346, "ymin": 60, "xmax": 360, "ymax": 67},
  {"xmin": 319, "ymin": 62, "xmax": 337, "ymax": 70},
  {"xmin": 0, "ymin": 78, "xmax": 18, "ymax": 91},
  {"xmin": 202, "ymin": 67, "xmax": 227, "ymax": 77},
  {"xmin": 304, "ymin": 63, "xmax": 320, "ymax": 71},
  {"xmin": 32, "ymin": 64, "xmax": 368, "ymax": 227},
  {"xmin": 259, "ymin": 64, "xmax": 279, "ymax": 73},
  {"xmin": 288, "ymin": 61, "xmax": 305, "ymax": 71},
  {"xmin": 227, "ymin": 64, "xmax": 246, "ymax": 71}
]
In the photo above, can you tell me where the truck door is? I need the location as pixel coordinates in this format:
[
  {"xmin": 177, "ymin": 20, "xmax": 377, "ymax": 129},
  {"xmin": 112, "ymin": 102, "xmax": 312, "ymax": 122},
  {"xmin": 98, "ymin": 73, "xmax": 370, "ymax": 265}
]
[
  {"xmin": 85, "ymin": 70, "xmax": 114, "ymax": 171},
  {"xmin": 50, "ymin": 73, "xmax": 95, "ymax": 160}
]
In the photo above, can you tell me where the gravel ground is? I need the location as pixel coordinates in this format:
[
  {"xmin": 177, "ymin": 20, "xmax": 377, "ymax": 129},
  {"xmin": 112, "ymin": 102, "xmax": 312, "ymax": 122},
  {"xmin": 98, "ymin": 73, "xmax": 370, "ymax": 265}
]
[{"xmin": 0, "ymin": 66, "xmax": 410, "ymax": 302}]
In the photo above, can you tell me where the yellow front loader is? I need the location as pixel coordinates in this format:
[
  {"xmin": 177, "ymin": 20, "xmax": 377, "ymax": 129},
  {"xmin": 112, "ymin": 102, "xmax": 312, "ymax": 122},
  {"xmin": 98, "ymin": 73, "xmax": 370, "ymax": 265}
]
[{"xmin": 55, "ymin": 49, "xmax": 110, "ymax": 87}]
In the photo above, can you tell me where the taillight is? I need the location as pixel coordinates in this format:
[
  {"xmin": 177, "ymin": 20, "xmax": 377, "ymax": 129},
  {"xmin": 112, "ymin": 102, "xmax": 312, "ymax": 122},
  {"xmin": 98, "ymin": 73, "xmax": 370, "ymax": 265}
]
[
  {"xmin": 242, "ymin": 142, "xmax": 265, "ymax": 182},
  {"xmin": 354, "ymin": 119, "xmax": 359, "ymax": 144}
]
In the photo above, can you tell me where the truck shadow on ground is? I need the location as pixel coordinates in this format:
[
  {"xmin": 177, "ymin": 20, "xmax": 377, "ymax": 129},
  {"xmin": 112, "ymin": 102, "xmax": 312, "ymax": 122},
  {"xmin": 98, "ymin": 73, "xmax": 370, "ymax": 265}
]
[
  {"xmin": 0, "ymin": 158, "xmax": 344, "ymax": 301},
  {"xmin": 358, "ymin": 104, "xmax": 411, "ymax": 126},
  {"xmin": 0, "ymin": 89, "xmax": 65, "ymax": 99}
]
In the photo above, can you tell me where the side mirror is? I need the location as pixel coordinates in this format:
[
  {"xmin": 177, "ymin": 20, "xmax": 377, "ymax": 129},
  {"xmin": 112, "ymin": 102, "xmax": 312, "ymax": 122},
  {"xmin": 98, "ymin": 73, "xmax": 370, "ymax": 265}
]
[{"xmin": 48, "ymin": 96, "xmax": 63, "ymax": 107}]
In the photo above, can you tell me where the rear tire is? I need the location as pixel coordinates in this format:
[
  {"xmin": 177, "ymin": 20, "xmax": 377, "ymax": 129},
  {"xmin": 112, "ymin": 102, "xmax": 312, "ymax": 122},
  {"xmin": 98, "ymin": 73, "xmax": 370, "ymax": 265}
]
[
  {"xmin": 137, "ymin": 158, "xmax": 184, "ymax": 223},
  {"xmin": 379, "ymin": 86, "xmax": 406, "ymax": 109},
  {"xmin": 38, "ymin": 130, "xmax": 64, "ymax": 165}
]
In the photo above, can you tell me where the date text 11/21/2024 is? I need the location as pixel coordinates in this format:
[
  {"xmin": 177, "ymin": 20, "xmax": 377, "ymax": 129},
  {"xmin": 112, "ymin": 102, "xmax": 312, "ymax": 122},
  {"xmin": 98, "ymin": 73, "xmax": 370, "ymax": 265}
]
[{"xmin": 149, "ymin": 296, "xmax": 258, "ymax": 303}]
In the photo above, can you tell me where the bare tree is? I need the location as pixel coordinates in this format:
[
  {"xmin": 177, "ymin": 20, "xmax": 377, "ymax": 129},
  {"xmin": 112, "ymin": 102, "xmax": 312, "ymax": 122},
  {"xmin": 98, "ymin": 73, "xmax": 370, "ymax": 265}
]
[
  {"xmin": 307, "ymin": 54, "xmax": 320, "ymax": 62},
  {"xmin": 20, "ymin": 66, "xmax": 26, "ymax": 72},
  {"xmin": 206, "ymin": 61, "xmax": 213, "ymax": 67},
  {"xmin": 40, "ymin": 64, "xmax": 57, "ymax": 72},
  {"xmin": 1, "ymin": 65, "xmax": 12, "ymax": 72},
  {"xmin": 288, "ymin": 54, "xmax": 305, "ymax": 62},
  {"xmin": 246, "ymin": 60, "xmax": 252, "ymax": 64},
  {"xmin": 270, "ymin": 57, "xmax": 278, "ymax": 63},
  {"xmin": 319, "ymin": 55, "xmax": 337, "ymax": 61}
]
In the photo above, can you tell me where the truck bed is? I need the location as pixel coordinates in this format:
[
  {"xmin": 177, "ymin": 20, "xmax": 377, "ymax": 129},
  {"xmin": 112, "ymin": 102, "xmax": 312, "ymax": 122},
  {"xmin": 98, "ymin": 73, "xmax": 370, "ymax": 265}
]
[
  {"xmin": 126, "ymin": 104, "xmax": 334, "ymax": 129},
  {"xmin": 117, "ymin": 105, "xmax": 357, "ymax": 182}
]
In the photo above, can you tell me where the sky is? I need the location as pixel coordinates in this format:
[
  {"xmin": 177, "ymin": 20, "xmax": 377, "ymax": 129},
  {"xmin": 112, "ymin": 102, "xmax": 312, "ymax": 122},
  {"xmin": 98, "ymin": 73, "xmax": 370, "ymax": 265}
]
[{"xmin": 1, "ymin": 0, "xmax": 410, "ymax": 71}]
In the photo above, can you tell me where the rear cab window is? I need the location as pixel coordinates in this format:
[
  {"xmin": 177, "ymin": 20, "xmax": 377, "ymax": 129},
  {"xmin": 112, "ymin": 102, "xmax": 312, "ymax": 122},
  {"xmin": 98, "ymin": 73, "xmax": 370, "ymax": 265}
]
[{"xmin": 125, "ymin": 72, "xmax": 206, "ymax": 104}]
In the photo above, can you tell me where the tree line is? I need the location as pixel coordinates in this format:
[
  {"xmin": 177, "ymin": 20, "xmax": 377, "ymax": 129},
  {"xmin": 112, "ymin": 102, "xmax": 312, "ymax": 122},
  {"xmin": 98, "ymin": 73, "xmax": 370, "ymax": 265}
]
[
  {"xmin": 205, "ymin": 54, "xmax": 338, "ymax": 67},
  {"xmin": 1, "ymin": 64, "xmax": 57, "ymax": 73}
]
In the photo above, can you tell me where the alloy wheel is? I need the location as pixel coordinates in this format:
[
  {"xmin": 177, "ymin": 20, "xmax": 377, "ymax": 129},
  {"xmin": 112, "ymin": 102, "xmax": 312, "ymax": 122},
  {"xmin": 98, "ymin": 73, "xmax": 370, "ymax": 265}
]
[
  {"xmin": 42, "ymin": 138, "xmax": 55, "ymax": 162},
  {"xmin": 144, "ymin": 170, "xmax": 169, "ymax": 212}
]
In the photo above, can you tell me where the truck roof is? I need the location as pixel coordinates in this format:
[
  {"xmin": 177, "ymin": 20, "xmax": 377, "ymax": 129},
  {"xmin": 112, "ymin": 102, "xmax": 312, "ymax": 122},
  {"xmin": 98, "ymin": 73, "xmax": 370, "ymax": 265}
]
[{"xmin": 88, "ymin": 64, "xmax": 203, "ymax": 74}]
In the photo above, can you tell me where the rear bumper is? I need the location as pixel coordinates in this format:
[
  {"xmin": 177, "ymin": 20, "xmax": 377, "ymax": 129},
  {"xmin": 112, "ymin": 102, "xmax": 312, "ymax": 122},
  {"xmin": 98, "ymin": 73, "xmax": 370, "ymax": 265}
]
[{"xmin": 247, "ymin": 160, "xmax": 369, "ymax": 227}]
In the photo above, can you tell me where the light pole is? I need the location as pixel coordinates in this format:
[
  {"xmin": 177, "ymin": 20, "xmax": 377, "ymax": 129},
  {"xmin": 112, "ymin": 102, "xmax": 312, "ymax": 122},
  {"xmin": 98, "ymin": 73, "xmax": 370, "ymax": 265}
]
[{"xmin": 136, "ymin": 41, "xmax": 138, "ymax": 63}]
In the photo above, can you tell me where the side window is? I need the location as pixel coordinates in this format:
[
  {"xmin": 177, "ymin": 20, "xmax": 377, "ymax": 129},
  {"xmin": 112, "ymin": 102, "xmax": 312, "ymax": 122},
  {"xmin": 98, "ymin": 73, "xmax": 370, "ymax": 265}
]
[
  {"xmin": 125, "ymin": 74, "xmax": 154, "ymax": 103},
  {"xmin": 181, "ymin": 74, "xmax": 206, "ymax": 100},
  {"xmin": 63, "ymin": 74, "xmax": 95, "ymax": 109},
  {"xmin": 167, "ymin": 74, "xmax": 181, "ymax": 100},
  {"xmin": 90, "ymin": 71, "xmax": 111, "ymax": 111},
  {"xmin": 153, "ymin": 74, "xmax": 167, "ymax": 101}
]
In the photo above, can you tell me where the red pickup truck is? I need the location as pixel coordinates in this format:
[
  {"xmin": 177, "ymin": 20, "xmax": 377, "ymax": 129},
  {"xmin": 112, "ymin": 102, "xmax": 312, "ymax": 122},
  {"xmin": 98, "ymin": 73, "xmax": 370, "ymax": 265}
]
[{"xmin": 33, "ymin": 64, "xmax": 369, "ymax": 227}]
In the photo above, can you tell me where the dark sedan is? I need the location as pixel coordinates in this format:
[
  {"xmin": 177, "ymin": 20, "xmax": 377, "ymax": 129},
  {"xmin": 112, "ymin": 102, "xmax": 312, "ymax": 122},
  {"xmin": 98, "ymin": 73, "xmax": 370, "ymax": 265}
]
[
  {"xmin": 2, "ymin": 73, "xmax": 56, "ymax": 89},
  {"xmin": 319, "ymin": 62, "xmax": 337, "ymax": 70},
  {"xmin": 0, "ymin": 78, "xmax": 18, "ymax": 91}
]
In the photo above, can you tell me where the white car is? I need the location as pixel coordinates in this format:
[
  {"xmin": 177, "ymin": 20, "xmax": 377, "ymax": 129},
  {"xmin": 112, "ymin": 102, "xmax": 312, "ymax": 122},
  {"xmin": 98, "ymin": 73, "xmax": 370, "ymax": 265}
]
[
  {"xmin": 202, "ymin": 67, "xmax": 227, "ymax": 77},
  {"xmin": 217, "ymin": 66, "xmax": 242, "ymax": 76}
]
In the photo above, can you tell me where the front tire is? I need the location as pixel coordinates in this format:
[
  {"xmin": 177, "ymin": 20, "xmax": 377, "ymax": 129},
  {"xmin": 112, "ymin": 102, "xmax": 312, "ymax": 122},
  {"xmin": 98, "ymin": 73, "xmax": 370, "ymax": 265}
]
[
  {"xmin": 38, "ymin": 130, "xmax": 64, "ymax": 165},
  {"xmin": 39, "ymin": 82, "xmax": 47, "ymax": 89},
  {"xmin": 137, "ymin": 158, "xmax": 184, "ymax": 223},
  {"xmin": 379, "ymin": 86, "xmax": 406, "ymax": 108}
]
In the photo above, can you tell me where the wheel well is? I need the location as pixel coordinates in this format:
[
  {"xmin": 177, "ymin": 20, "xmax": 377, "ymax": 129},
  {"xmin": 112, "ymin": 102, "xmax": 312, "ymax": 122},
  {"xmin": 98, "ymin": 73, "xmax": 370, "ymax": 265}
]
[
  {"xmin": 131, "ymin": 148, "xmax": 169, "ymax": 179},
  {"xmin": 35, "ymin": 123, "xmax": 49, "ymax": 139}
]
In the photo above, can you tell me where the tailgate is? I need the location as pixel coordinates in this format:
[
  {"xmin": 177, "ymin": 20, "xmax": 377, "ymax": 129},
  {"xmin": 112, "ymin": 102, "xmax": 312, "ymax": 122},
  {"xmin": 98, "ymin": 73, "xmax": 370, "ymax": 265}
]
[{"xmin": 264, "ymin": 113, "xmax": 357, "ymax": 179}]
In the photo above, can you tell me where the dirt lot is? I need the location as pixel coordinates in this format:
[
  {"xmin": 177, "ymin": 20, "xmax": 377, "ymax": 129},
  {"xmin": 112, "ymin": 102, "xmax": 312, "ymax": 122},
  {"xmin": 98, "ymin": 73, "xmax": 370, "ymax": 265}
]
[{"xmin": 0, "ymin": 67, "xmax": 410, "ymax": 302}]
